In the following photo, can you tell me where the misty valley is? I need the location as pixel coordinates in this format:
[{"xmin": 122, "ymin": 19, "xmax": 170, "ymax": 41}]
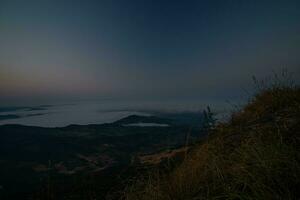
[
  {"xmin": 0, "ymin": 113, "xmax": 207, "ymax": 199},
  {"xmin": 1, "ymin": 0, "xmax": 299, "ymax": 199}
]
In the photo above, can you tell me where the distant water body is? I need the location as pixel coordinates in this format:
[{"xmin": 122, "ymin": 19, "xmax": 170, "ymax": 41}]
[{"xmin": 0, "ymin": 100, "xmax": 230, "ymax": 127}]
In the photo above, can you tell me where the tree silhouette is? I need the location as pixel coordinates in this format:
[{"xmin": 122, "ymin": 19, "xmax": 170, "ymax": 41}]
[{"xmin": 202, "ymin": 106, "xmax": 216, "ymax": 131}]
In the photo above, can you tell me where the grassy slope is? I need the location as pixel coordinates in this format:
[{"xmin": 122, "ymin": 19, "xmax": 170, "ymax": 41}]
[{"xmin": 123, "ymin": 86, "xmax": 300, "ymax": 200}]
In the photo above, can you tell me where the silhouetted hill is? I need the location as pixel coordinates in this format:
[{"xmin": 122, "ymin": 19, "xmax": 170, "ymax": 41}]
[{"xmin": 0, "ymin": 114, "xmax": 205, "ymax": 199}]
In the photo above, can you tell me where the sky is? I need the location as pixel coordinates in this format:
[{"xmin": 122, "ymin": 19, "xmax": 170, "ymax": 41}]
[{"xmin": 1, "ymin": 0, "xmax": 300, "ymax": 105}]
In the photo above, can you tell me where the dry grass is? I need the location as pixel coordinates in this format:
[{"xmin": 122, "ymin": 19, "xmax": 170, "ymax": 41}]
[
  {"xmin": 138, "ymin": 147, "xmax": 189, "ymax": 165},
  {"xmin": 122, "ymin": 77, "xmax": 300, "ymax": 200}
]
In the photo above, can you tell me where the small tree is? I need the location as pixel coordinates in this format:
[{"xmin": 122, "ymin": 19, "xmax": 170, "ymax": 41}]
[{"xmin": 202, "ymin": 106, "xmax": 216, "ymax": 131}]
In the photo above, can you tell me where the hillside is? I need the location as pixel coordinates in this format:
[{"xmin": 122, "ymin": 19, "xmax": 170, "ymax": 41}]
[
  {"xmin": 123, "ymin": 85, "xmax": 300, "ymax": 199},
  {"xmin": 0, "ymin": 114, "xmax": 204, "ymax": 199}
]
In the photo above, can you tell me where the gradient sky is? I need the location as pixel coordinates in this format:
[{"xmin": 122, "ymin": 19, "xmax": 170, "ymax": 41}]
[{"xmin": 1, "ymin": 0, "xmax": 300, "ymax": 105}]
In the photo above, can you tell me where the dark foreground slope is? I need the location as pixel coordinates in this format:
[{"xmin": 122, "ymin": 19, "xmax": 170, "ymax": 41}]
[
  {"xmin": 0, "ymin": 115, "xmax": 204, "ymax": 199},
  {"xmin": 124, "ymin": 86, "xmax": 300, "ymax": 199}
]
